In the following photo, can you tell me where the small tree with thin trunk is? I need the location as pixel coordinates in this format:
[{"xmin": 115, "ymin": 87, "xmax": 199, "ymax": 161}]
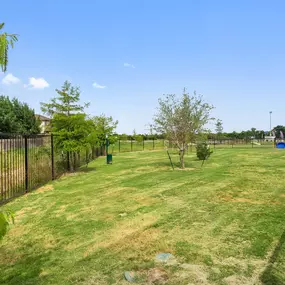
[
  {"xmin": 153, "ymin": 89, "xmax": 214, "ymax": 169},
  {"xmin": 215, "ymin": 119, "xmax": 223, "ymax": 142}
]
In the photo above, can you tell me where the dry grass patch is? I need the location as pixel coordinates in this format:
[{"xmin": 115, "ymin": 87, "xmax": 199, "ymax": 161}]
[
  {"xmin": 36, "ymin": 184, "xmax": 54, "ymax": 194},
  {"xmin": 84, "ymin": 213, "xmax": 159, "ymax": 256}
]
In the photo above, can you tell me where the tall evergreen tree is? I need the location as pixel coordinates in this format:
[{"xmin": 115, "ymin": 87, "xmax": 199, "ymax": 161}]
[{"xmin": 41, "ymin": 81, "xmax": 92, "ymax": 170}]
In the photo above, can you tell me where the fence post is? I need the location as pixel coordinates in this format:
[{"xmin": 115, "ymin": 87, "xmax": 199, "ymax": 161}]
[
  {"xmin": 143, "ymin": 138, "xmax": 144, "ymax": 151},
  {"xmin": 119, "ymin": 140, "xmax": 121, "ymax": 153},
  {"xmin": 51, "ymin": 134, "xmax": 55, "ymax": 180},
  {"xmin": 131, "ymin": 139, "xmax": 133, "ymax": 152},
  {"xmin": 24, "ymin": 135, "xmax": 28, "ymax": 192},
  {"xmin": 153, "ymin": 138, "xmax": 155, "ymax": 150}
]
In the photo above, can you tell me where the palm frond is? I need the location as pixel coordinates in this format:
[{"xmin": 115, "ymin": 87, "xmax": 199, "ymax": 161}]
[{"xmin": 0, "ymin": 23, "xmax": 18, "ymax": 72}]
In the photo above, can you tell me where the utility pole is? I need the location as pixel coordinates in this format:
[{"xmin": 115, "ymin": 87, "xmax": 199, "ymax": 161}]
[{"xmin": 269, "ymin": 111, "xmax": 272, "ymax": 135}]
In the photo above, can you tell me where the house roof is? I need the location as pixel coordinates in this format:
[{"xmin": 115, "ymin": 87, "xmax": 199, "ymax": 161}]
[{"xmin": 35, "ymin": 114, "xmax": 51, "ymax": 121}]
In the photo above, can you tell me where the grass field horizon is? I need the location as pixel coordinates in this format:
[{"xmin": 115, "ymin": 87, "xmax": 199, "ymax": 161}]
[{"xmin": 1, "ymin": 147, "xmax": 285, "ymax": 284}]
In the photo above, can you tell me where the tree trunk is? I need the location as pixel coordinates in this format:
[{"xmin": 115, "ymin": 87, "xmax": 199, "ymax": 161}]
[
  {"xmin": 73, "ymin": 152, "xmax": 77, "ymax": 170},
  {"xmin": 67, "ymin": 151, "xmax": 71, "ymax": 171},
  {"xmin": 179, "ymin": 149, "xmax": 185, "ymax": 169}
]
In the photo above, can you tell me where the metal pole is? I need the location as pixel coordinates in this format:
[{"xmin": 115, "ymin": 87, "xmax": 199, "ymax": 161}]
[
  {"xmin": 153, "ymin": 138, "xmax": 155, "ymax": 150},
  {"xmin": 119, "ymin": 140, "xmax": 121, "ymax": 153},
  {"xmin": 143, "ymin": 138, "xmax": 144, "ymax": 151},
  {"xmin": 131, "ymin": 139, "xmax": 133, "ymax": 152},
  {"xmin": 269, "ymin": 111, "xmax": 272, "ymax": 134},
  {"xmin": 24, "ymin": 135, "xmax": 28, "ymax": 192},
  {"xmin": 51, "ymin": 134, "xmax": 55, "ymax": 180}
]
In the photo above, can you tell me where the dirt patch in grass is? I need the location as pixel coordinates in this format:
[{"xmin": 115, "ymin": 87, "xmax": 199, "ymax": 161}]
[
  {"xmin": 177, "ymin": 264, "xmax": 210, "ymax": 284},
  {"xmin": 36, "ymin": 184, "xmax": 54, "ymax": 194},
  {"xmin": 148, "ymin": 267, "xmax": 168, "ymax": 283}
]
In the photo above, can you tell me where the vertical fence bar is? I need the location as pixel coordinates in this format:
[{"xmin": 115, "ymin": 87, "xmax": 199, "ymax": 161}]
[
  {"xmin": 143, "ymin": 138, "xmax": 144, "ymax": 151},
  {"xmin": 8, "ymin": 138, "xmax": 11, "ymax": 198},
  {"xmin": 0, "ymin": 137, "xmax": 3, "ymax": 202},
  {"xmin": 131, "ymin": 139, "xmax": 133, "ymax": 152},
  {"xmin": 24, "ymin": 135, "xmax": 28, "ymax": 192},
  {"xmin": 119, "ymin": 140, "xmax": 121, "ymax": 153},
  {"xmin": 16, "ymin": 136, "xmax": 19, "ymax": 194},
  {"xmin": 153, "ymin": 138, "xmax": 155, "ymax": 150},
  {"xmin": 51, "ymin": 134, "xmax": 55, "ymax": 180},
  {"xmin": 4, "ymin": 139, "xmax": 7, "ymax": 201}
]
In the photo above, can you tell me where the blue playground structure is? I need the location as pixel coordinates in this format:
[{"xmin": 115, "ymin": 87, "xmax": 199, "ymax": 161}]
[{"xmin": 276, "ymin": 142, "xmax": 285, "ymax": 149}]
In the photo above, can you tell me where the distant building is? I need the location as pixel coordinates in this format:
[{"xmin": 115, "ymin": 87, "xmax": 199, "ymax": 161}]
[
  {"xmin": 35, "ymin": 114, "xmax": 51, "ymax": 133},
  {"xmin": 264, "ymin": 135, "xmax": 275, "ymax": 142}
]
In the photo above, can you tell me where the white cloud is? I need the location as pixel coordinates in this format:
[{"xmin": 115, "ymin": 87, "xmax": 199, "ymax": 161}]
[
  {"xmin": 124, "ymin": 63, "xmax": 135, "ymax": 68},
  {"xmin": 2, "ymin": 73, "xmax": 20, "ymax": 85},
  {"xmin": 93, "ymin": 82, "xmax": 106, "ymax": 89},
  {"xmin": 26, "ymin": 77, "xmax": 49, "ymax": 89}
]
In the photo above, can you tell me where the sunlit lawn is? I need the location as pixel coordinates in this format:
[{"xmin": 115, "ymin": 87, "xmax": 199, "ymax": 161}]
[{"xmin": 1, "ymin": 147, "xmax": 285, "ymax": 285}]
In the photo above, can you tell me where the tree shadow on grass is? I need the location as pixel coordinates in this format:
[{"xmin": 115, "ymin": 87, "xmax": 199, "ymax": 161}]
[
  {"xmin": 260, "ymin": 229, "xmax": 285, "ymax": 285},
  {"xmin": 0, "ymin": 249, "xmax": 52, "ymax": 285}
]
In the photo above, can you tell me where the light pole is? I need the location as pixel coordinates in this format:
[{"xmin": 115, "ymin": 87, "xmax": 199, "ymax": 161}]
[{"xmin": 269, "ymin": 111, "xmax": 272, "ymax": 135}]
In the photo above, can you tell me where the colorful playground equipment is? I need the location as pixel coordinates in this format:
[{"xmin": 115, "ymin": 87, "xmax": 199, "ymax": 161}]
[{"xmin": 276, "ymin": 142, "xmax": 285, "ymax": 149}]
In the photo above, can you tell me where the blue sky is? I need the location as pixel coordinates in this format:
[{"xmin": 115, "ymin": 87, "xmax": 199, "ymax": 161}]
[{"xmin": 1, "ymin": 0, "xmax": 285, "ymax": 134}]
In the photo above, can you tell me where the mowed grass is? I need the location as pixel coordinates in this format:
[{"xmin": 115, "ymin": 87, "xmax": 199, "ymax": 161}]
[{"xmin": 1, "ymin": 148, "xmax": 285, "ymax": 284}]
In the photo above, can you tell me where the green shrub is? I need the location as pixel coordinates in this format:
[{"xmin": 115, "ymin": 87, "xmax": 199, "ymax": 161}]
[
  {"xmin": 196, "ymin": 142, "xmax": 213, "ymax": 161},
  {"xmin": 0, "ymin": 210, "xmax": 14, "ymax": 240}
]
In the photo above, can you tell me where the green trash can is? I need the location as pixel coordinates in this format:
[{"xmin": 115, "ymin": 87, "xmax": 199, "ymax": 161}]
[{"xmin": 107, "ymin": 154, "xmax": 112, "ymax": 164}]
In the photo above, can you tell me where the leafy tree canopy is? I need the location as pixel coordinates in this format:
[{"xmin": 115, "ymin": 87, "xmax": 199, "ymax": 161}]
[
  {"xmin": 41, "ymin": 81, "xmax": 91, "ymax": 151},
  {"xmin": 154, "ymin": 88, "xmax": 214, "ymax": 168},
  {"xmin": 0, "ymin": 95, "xmax": 40, "ymax": 134},
  {"xmin": 89, "ymin": 114, "xmax": 118, "ymax": 146},
  {"xmin": 0, "ymin": 23, "xmax": 18, "ymax": 72}
]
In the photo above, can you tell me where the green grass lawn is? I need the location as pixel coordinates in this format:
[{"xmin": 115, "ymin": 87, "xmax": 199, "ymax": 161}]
[{"xmin": 1, "ymin": 148, "xmax": 285, "ymax": 285}]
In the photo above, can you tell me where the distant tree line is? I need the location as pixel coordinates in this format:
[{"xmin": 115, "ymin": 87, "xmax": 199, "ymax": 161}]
[
  {"xmin": 115, "ymin": 133, "xmax": 166, "ymax": 141},
  {"xmin": 117, "ymin": 125, "xmax": 285, "ymax": 142},
  {"xmin": 207, "ymin": 126, "xmax": 285, "ymax": 140}
]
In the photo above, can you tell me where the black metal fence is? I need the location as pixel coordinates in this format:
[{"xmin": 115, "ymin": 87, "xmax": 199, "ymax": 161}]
[
  {"xmin": 110, "ymin": 138, "xmax": 280, "ymax": 153},
  {"xmin": 0, "ymin": 133, "xmax": 104, "ymax": 204},
  {"xmin": 207, "ymin": 138, "xmax": 281, "ymax": 148},
  {"xmin": 110, "ymin": 139, "xmax": 166, "ymax": 153}
]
